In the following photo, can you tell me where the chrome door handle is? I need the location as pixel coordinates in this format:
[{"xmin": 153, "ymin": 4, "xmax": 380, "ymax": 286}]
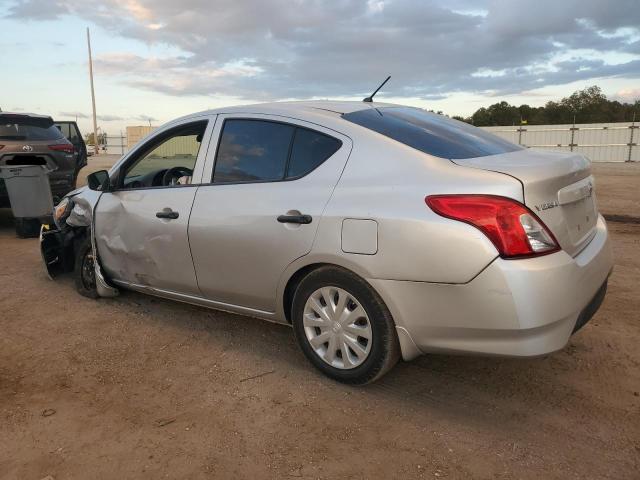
[
  {"xmin": 277, "ymin": 214, "xmax": 312, "ymax": 224},
  {"xmin": 156, "ymin": 209, "xmax": 179, "ymax": 219}
]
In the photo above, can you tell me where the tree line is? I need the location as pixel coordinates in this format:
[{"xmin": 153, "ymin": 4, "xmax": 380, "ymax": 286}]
[{"xmin": 451, "ymin": 86, "xmax": 639, "ymax": 126}]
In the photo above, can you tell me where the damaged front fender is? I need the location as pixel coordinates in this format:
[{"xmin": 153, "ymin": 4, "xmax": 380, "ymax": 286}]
[
  {"xmin": 65, "ymin": 187, "xmax": 100, "ymax": 227},
  {"xmin": 40, "ymin": 186, "xmax": 119, "ymax": 297}
]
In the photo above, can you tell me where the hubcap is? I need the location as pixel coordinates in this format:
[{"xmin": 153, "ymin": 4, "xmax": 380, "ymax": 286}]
[{"xmin": 303, "ymin": 287, "xmax": 372, "ymax": 370}]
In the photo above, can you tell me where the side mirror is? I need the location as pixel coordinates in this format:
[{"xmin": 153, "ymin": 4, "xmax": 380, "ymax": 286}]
[{"xmin": 87, "ymin": 170, "xmax": 111, "ymax": 191}]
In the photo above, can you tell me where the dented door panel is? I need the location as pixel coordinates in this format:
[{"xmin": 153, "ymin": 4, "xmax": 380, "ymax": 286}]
[{"xmin": 94, "ymin": 187, "xmax": 200, "ymax": 295}]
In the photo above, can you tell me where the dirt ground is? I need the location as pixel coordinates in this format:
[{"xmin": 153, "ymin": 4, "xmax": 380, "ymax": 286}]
[{"xmin": 0, "ymin": 158, "xmax": 639, "ymax": 479}]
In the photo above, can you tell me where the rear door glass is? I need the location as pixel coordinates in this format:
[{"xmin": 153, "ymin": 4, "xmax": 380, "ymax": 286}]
[
  {"xmin": 213, "ymin": 120, "xmax": 294, "ymax": 183},
  {"xmin": 70, "ymin": 124, "xmax": 82, "ymax": 144},
  {"xmin": 342, "ymin": 107, "xmax": 522, "ymax": 159},
  {"xmin": 55, "ymin": 123, "xmax": 81, "ymax": 144},
  {"xmin": 55, "ymin": 123, "xmax": 72, "ymax": 140}
]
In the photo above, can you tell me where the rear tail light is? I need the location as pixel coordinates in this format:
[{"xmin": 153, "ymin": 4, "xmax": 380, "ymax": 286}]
[
  {"xmin": 425, "ymin": 194, "xmax": 559, "ymax": 259},
  {"xmin": 0, "ymin": 145, "xmax": 4, "ymax": 150},
  {"xmin": 48, "ymin": 143, "xmax": 74, "ymax": 154}
]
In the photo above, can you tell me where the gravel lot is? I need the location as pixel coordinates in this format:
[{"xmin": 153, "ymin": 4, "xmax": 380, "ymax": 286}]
[{"xmin": 1, "ymin": 157, "xmax": 639, "ymax": 479}]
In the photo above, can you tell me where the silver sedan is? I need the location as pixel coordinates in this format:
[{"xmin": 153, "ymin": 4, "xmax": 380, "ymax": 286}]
[{"xmin": 41, "ymin": 101, "xmax": 613, "ymax": 384}]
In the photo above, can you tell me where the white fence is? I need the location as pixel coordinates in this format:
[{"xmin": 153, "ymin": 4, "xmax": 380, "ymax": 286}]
[
  {"xmin": 104, "ymin": 134, "xmax": 127, "ymax": 156},
  {"xmin": 103, "ymin": 121, "xmax": 639, "ymax": 163},
  {"xmin": 481, "ymin": 122, "xmax": 639, "ymax": 162}
]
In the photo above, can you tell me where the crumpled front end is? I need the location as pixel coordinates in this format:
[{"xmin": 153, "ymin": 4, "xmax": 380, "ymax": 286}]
[
  {"xmin": 39, "ymin": 186, "xmax": 119, "ymax": 297},
  {"xmin": 40, "ymin": 224, "xmax": 74, "ymax": 278}
]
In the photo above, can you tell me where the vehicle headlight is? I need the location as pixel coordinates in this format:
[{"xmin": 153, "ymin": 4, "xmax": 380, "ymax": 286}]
[{"xmin": 53, "ymin": 197, "xmax": 73, "ymax": 229}]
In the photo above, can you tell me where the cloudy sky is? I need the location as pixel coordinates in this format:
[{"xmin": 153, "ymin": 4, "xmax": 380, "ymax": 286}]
[{"xmin": 1, "ymin": 0, "xmax": 639, "ymax": 135}]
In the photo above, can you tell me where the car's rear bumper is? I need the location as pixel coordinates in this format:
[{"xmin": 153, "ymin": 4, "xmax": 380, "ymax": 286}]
[{"xmin": 369, "ymin": 214, "xmax": 614, "ymax": 361}]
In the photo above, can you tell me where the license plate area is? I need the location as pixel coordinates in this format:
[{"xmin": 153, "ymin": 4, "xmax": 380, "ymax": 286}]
[{"xmin": 558, "ymin": 176, "xmax": 598, "ymax": 246}]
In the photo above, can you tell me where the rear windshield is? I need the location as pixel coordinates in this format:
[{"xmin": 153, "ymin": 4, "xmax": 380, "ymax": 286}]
[
  {"xmin": 0, "ymin": 123, "xmax": 64, "ymax": 141},
  {"xmin": 342, "ymin": 107, "xmax": 522, "ymax": 159}
]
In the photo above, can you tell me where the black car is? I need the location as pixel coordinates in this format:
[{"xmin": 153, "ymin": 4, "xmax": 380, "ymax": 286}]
[{"xmin": 0, "ymin": 113, "xmax": 87, "ymax": 236}]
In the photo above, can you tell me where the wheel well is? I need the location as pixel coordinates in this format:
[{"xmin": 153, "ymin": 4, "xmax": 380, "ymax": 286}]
[{"xmin": 282, "ymin": 263, "xmax": 331, "ymax": 324}]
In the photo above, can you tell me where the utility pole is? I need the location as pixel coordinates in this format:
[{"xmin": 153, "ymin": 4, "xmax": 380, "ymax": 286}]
[{"xmin": 87, "ymin": 27, "xmax": 99, "ymax": 156}]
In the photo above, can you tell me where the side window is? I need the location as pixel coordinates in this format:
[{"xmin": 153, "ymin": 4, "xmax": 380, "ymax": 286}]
[
  {"xmin": 286, "ymin": 128, "xmax": 342, "ymax": 179},
  {"xmin": 69, "ymin": 124, "xmax": 81, "ymax": 144},
  {"xmin": 212, "ymin": 119, "xmax": 342, "ymax": 183},
  {"xmin": 55, "ymin": 123, "xmax": 71, "ymax": 140},
  {"xmin": 213, "ymin": 120, "xmax": 294, "ymax": 183},
  {"xmin": 122, "ymin": 121, "xmax": 207, "ymax": 189}
]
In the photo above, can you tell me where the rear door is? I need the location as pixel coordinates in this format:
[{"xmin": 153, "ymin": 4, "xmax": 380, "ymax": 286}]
[
  {"xmin": 94, "ymin": 117, "xmax": 214, "ymax": 295},
  {"xmin": 189, "ymin": 114, "xmax": 351, "ymax": 312},
  {"xmin": 55, "ymin": 121, "xmax": 87, "ymax": 171}
]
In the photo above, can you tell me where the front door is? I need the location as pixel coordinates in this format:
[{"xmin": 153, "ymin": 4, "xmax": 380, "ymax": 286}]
[
  {"xmin": 189, "ymin": 115, "xmax": 351, "ymax": 312},
  {"xmin": 94, "ymin": 118, "xmax": 212, "ymax": 296}
]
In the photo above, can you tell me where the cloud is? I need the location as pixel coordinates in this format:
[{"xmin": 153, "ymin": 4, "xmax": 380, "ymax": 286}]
[
  {"xmin": 98, "ymin": 114, "xmax": 125, "ymax": 121},
  {"xmin": 58, "ymin": 111, "xmax": 90, "ymax": 118},
  {"xmin": 7, "ymin": 0, "xmax": 640, "ymax": 100},
  {"xmin": 133, "ymin": 114, "xmax": 158, "ymax": 122},
  {"xmin": 612, "ymin": 88, "xmax": 640, "ymax": 103},
  {"xmin": 58, "ymin": 111, "xmax": 133, "ymax": 122}
]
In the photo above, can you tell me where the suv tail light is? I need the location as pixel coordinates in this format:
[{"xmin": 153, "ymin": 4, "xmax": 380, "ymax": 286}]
[
  {"xmin": 48, "ymin": 143, "xmax": 74, "ymax": 154},
  {"xmin": 425, "ymin": 194, "xmax": 559, "ymax": 259}
]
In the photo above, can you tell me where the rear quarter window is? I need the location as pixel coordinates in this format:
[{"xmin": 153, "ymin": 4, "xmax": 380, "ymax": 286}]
[
  {"xmin": 287, "ymin": 128, "xmax": 342, "ymax": 178},
  {"xmin": 342, "ymin": 107, "xmax": 522, "ymax": 159}
]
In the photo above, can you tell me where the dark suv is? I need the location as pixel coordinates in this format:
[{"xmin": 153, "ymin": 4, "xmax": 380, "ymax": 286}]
[
  {"xmin": 54, "ymin": 120, "xmax": 88, "ymax": 176},
  {"xmin": 0, "ymin": 113, "xmax": 87, "ymax": 234}
]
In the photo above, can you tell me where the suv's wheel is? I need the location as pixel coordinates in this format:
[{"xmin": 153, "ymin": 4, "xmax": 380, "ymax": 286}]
[
  {"xmin": 292, "ymin": 266, "xmax": 400, "ymax": 385},
  {"xmin": 15, "ymin": 217, "xmax": 41, "ymax": 238},
  {"xmin": 74, "ymin": 235, "xmax": 99, "ymax": 299}
]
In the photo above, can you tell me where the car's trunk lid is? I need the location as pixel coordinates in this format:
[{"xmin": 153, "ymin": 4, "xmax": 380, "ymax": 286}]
[{"xmin": 452, "ymin": 149, "xmax": 598, "ymax": 257}]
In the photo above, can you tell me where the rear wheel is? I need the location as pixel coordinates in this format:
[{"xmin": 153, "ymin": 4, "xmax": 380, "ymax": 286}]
[
  {"xmin": 15, "ymin": 217, "xmax": 41, "ymax": 238},
  {"xmin": 74, "ymin": 235, "xmax": 99, "ymax": 299},
  {"xmin": 292, "ymin": 266, "xmax": 400, "ymax": 385}
]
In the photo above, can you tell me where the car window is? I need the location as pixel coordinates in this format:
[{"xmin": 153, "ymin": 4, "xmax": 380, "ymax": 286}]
[
  {"xmin": 55, "ymin": 122, "xmax": 82, "ymax": 144},
  {"xmin": 72, "ymin": 125, "xmax": 82, "ymax": 144},
  {"xmin": 213, "ymin": 119, "xmax": 295, "ymax": 183},
  {"xmin": 122, "ymin": 121, "xmax": 207, "ymax": 188},
  {"xmin": 342, "ymin": 107, "xmax": 522, "ymax": 159},
  {"xmin": 55, "ymin": 123, "xmax": 72, "ymax": 140},
  {"xmin": 0, "ymin": 123, "xmax": 64, "ymax": 141},
  {"xmin": 286, "ymin": 128, "xmax": 342, "ymax": 179}
]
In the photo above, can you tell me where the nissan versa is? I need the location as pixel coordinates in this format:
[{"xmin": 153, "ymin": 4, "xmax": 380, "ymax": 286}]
[{"xmin": 40, "ymin": 101, "xmax": 613, "ymax": 384}]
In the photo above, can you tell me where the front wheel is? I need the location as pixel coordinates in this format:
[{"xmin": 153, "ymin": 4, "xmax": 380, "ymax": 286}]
[
  {"xmin": 74, "ymin": 235, "xmax": 99, "ymax": 299},
  {"xmin": 292, "ymin": 266, "xmax": 400, "ymax": 385}
]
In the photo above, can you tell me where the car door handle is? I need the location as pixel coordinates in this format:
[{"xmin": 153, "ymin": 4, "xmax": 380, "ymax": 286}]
[
  {"xmin": 277, "ymin": 214, "xmax": 312, "ymax": 224},
  {"xmin": 156, "ymin": 209, "xmax": 179, "ymax": 220}
]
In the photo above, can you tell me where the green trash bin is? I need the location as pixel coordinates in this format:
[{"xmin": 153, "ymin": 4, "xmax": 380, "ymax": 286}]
[{"xmin": 0, "ymin": 165, "xmax": 54, "ymax": 238}]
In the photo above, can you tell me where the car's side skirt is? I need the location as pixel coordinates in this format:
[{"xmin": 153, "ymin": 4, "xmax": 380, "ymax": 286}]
[{"xmin": 111, "ymin": 279, "xmax": 289, "ymax": 325}]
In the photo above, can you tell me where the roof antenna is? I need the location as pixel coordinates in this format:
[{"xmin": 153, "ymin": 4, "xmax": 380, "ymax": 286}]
[{"xmin": 363, "ymin": 76, "xmax": 391, "ymax": 103}]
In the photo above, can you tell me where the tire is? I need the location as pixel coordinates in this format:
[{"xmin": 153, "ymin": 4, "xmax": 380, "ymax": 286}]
[
  {"xmin": 292, "ymin": 266, "xmax": 400, "ymax": 385},
  {"xmin": 74, "ymin": 235, "xmax": 99, "ymax": 299},
  {"xmin": 15, "ymin": 218, "xmax": 41, "ymax": 238}
]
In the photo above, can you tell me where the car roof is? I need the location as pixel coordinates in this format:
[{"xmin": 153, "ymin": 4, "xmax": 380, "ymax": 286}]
[
  {"xmin": 0, "ymin": 112, "xmax": 54, "ymax": 128},
  {"xmin": 0, "ymin": 112, "xmax": 53, "ymax": 121},
  {"xmin": 175, "ymin": 100, "xmax": 401, "ymax": 123}
]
